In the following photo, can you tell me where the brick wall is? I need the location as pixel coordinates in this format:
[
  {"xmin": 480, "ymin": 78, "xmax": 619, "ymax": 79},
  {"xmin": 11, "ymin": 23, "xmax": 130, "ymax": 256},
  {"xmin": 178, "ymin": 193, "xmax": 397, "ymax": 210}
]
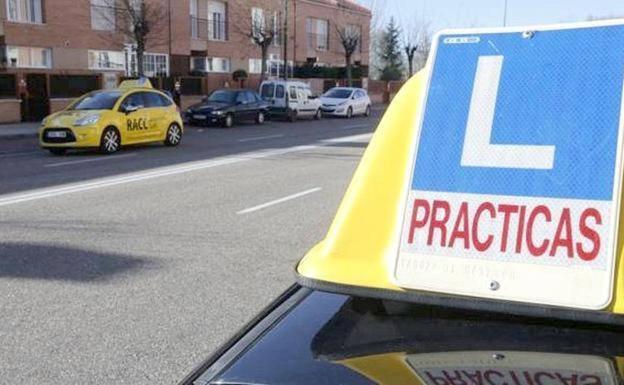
[{"xmin": 0, "ymin": 100, "xmax": 21, "ymax": 124}]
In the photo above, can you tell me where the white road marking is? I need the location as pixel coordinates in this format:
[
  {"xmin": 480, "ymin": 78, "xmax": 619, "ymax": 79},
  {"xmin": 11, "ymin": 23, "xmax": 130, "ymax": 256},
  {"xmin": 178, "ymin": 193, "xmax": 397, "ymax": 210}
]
[
  {"xmin": 45, "ymin": 153, "xmax": 137, "ymax": 168},
  {"xmin": 321, "ymin": 133, "xmax": 372, "ymax": 144},
  {"xmin": 238, "ymin": 134, "xmax": 284, "ymax": 143},
  {"xmin": 0, "ymin": 133, "xmax": 370, "ymax": 208},
  {"xmin": 237, "ymin": 187, "xmax": 322, "ymax": 214}
]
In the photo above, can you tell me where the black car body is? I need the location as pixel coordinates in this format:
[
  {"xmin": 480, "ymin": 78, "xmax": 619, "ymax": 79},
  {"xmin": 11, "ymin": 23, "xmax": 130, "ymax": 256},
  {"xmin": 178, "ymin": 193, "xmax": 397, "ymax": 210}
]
[
  {"xmin": 186, "ymin": 89, "xmax": 269, "ymax": 127},
  {"xmin": 179, "ymin": 284, "xmax": 624, "ymax": 385}
]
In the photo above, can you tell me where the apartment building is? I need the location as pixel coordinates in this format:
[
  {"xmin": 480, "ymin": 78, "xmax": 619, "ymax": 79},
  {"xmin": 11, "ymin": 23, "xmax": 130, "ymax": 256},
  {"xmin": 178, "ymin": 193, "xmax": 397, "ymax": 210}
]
[{"xmin": 0, "ymin": 0, "xmax": 371, "ymax": 122}]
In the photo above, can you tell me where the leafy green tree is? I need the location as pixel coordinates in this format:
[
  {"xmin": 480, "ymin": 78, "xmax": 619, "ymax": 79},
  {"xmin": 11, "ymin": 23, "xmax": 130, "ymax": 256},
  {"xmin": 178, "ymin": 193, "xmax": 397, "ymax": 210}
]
[{"xmin": 379, "ymin": 17, "xmax": 404, "ymax": 81}]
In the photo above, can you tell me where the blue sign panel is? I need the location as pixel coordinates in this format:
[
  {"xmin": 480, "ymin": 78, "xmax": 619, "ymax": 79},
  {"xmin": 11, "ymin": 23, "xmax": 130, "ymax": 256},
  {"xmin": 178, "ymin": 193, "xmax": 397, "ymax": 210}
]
[
  {"xmin": 413, "ymin": 25, "xmax": 624, "ymax": 200},
  {"xmin": 396, "ymin": 22, "xmax": 624, "ymax": 310}
]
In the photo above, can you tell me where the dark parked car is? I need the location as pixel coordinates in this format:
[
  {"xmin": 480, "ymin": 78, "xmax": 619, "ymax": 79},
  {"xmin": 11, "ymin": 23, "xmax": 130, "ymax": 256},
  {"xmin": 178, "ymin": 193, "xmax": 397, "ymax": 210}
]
[{"xmin": 186, "ymin": 89, "xmax": 269, "ymax": 128}]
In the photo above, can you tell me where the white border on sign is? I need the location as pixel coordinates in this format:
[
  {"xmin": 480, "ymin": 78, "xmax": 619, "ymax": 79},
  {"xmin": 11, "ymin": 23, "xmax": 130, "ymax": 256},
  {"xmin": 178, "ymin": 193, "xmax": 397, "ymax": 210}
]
[{"xmin": 392, "ymin": 19, "xmax": 624, "ymax": 310}]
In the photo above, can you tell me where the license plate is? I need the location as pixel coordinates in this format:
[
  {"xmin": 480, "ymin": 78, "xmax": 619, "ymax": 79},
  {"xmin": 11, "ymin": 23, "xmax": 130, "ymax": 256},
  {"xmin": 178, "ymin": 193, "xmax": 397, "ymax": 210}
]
[
  {"xmin": 47, "ymin": 131, "xmax": 67, "ymax": 138},
  {"xmin": 193, "ymin": 114, "xmax": 206, "ymax": 120}
]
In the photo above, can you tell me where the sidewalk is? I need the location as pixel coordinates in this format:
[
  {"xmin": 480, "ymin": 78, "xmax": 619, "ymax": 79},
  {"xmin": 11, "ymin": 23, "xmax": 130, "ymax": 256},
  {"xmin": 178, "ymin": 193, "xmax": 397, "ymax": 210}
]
[{"xmin": 0, "ymin": 122, "xmax": 40, "ymax": 139}]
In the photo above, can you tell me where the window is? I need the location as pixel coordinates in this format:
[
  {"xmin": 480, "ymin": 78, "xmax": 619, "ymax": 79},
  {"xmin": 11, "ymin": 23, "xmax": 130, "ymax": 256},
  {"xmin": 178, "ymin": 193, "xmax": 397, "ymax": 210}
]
[
  {"xmin": 208, "ymin": 1, "xmax": 227, "ymax": 41},
  {"xmin": 249, "ymin": 58, "xmax": 263, "ymax": 74},
  {"xmin": 192, "ymin": 57, "xmax": 229, "ymax": 73},
  {"xmin": 297, "ymin": 86, "xmax": 308, "ymax": 102},
  {"xmin": 275, "ymin": 84, "xmax": 285, "ymax": 99},
  {"xmin": 70, "ymin": 91, "xmax": 121, "ymax": 110},
  {"xmin": 190, "ymin": 0, "xmax": 198, "ymax": 38},
  {"xmin": 289, "ymin": 86, "xmax": 297, "ymax": 100},
  {"xmin": 307, "ymin": 18, "xmax": 329, "ymax": 51},
  {"xmin": 235, "ymin": 92, "xmax": 246, "ymax": 104},
  {"xmin": 143, "ymin": 92, "xmax": 165, "ymax": 108},
  {"xmin": 191, "ymin": 57, "xmax": 206, "ymax": 72},
  {"xmin": 260, "ymin": 83, "xmax": 274, "ymax": 98},
  {"xmin": 143, "ymin": 92, "xmax": 173, "ymax": 108},
  {"xmin": 208, "ymin": 90, "xmax": 236, "ymax": 103},
  {"xmin": 120, "ymin": 92, "xmax": 145, "ymax": 110},
  {"xmin": 208, "ymin": 57, "xmax": 230, "ymax": 73},
  {"xmin": 6, "ymin": 0, "xmax": 43, "ymax": 23},
  {"xmin": 244, "ymin": 91, "xmax": 257, "ymax": 103},
  {"xmin": 88, "ymin": 50, "xmax": 125, "ymax": 70},
  {"xmin": 251, "ymin": 7, "xmax": 264, "ymax": 39},
  {"xmin": 143, "ymin": 54, "xmax": 168, "ymax": 76},
  {"xmin": 91, "ymin": 0, "xmax": 115, "ymax": 30},
  {"xmin": 272, "ymin": 12, "xmax": 281, "ymax": 46},
  {"xmin": 6, "ymin": 46, "xmax": 51, "ymax": 68}
]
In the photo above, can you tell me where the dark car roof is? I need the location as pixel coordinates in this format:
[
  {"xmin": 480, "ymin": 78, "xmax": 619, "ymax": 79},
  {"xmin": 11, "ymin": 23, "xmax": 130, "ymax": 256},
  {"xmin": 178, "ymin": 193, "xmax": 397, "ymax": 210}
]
[
  {"xmin": 212, "ymin": 88, "xmax": 257, "ymax": 93},
  {"xmin": 187, "ymin": 287, "xmax": 624, "ymax": 385}
]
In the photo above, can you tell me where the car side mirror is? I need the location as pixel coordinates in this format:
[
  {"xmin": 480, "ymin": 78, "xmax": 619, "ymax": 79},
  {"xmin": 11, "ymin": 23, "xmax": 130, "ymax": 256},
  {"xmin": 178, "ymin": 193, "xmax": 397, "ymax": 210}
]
[{"xmin": 309, "ymin": 95, "xmax": 317, "ymax": 100}]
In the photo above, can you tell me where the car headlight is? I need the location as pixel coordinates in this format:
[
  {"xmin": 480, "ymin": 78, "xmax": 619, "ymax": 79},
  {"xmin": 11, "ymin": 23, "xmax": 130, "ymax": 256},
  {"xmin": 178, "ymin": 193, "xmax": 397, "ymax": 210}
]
[
  {"xmin": 74, "ymin": 114, "xmax": 100, "ymax": 127},
  {"xmin": 338, "ymin": 101, "xmax": 348, "ymax": 106},
  {"xmin": 212, "ymin": 110, "xmax": 225, "ymax": 116}
]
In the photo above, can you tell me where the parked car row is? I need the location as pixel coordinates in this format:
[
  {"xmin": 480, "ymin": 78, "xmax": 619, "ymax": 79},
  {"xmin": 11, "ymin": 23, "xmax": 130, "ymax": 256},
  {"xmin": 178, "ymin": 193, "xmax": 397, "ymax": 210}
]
[
  {"xmin": 185, "ymin": 81, "xmax": 372, "ymax": 128},
  {"xmin": 36, "ymin": 78, "xmax": 374, "ymax": 155}
]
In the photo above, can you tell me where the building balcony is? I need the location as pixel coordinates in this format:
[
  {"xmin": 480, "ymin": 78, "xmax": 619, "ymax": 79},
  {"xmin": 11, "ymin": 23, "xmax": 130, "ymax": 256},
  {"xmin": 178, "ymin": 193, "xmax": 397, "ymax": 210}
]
[{"xmin": 190, "ymin": 16, "xmax": 228, "ymax": 42}]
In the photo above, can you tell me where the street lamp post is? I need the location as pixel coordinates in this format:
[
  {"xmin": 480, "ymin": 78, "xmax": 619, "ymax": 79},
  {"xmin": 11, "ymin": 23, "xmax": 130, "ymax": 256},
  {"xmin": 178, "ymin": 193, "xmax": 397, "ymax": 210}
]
[
  {"xmin": 283, "ymin": 0, "xmax": 289, "ymax": 80},
  {"xmin": 503, "ymin": 0, "xmax": 508, "ymax": 27}
]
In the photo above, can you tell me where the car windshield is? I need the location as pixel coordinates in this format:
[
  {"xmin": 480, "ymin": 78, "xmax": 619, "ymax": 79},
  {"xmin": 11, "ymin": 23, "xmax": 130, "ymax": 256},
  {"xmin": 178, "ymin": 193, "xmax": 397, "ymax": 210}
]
[
  {"xmin": 323, "ymin": 89, "xmax": 353, "ymax": 99},
  {"xmin": 207, "ymin": 90, "xmax": 236, "ymax": 103},
  {"xmin": 70, "ymin": 91, "xmax": 122, "ymax": 110},
  {"xmin": 261, "ymin": 83, "xmax": 275, "ymax": 99}
]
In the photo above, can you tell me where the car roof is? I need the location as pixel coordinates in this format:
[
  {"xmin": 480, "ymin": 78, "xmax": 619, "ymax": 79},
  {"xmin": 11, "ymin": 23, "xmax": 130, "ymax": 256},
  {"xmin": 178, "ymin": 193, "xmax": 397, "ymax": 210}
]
[
  {"xmin": 262, "ymin": 80, "xmax": 310, "ymax": 87},
  {"xmin": 329, "ymin": 87, "xmax": 360, "ymax": 91},
  {"xmin": 212, "ymin": 88, "xmax": 256, "ymax": 93},
  {"xmin": 193, "ymin": 287, "xmax": 624, "ymax": 385}
]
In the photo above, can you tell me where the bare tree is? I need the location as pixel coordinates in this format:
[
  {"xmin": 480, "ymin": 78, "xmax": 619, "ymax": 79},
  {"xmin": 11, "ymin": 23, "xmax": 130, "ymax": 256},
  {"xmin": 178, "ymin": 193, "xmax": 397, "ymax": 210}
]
[
  {"xmin": 404, "ymin": 43, "xmax": 418, "ymax": 77},
  {"xmin": 336, "ymin": 25, "xmax": 361, "ymax": 86},
  {"xmin": 415, "ymin": 27, "xmax": 432, "ymax": 71},
  {"xmin": 232, "ymin": 3, "xmax": 281, "ymax": 81},
  {"xmin": 401, "ymin": 12, "xmax": 431, "ymax": 78},
  {"xmin": 362, "ymin": 0, "xmax": 387, "ymax": 80},
  {"xmin": 94, "ymin": 0, "xmax": 168, "ymax": 77}
]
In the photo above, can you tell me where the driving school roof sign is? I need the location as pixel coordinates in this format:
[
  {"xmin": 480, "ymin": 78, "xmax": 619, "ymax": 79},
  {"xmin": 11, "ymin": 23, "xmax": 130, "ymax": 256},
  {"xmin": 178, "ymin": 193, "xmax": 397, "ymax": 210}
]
[{"xmin": 396, "ymin": 21, "xmax": 624, "ymax": 310}]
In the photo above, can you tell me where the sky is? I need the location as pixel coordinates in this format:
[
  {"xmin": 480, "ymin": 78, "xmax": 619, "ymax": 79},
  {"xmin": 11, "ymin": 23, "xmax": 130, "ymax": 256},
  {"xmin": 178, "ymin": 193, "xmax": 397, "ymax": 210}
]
[{"xmin": 357, "ymin": 0, "xmax": 624, "ymax": 34}]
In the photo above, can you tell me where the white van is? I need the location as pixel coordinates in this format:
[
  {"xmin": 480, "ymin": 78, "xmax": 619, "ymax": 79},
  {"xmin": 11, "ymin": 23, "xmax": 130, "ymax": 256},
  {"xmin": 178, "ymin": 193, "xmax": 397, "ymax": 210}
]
[{"xmin": 259, "ymin": 80, "xmax": 322, "ymax": 122}]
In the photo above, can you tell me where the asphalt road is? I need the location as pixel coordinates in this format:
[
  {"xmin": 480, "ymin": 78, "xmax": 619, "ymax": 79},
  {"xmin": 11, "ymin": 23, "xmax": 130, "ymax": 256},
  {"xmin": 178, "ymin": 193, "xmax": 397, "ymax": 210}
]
[{"xmin": 0, "ymin": 110, "xmax": 380, "ymax": 385}]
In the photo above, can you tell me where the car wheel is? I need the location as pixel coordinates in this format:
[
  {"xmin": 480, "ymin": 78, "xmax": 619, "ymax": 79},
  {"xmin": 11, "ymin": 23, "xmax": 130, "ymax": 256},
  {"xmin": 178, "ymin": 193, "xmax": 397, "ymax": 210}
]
[
  {"xmin": 346, "ymin": 107, "xmax": 353, "ymax": 119},
  {"xmin": 223, "ymin": 113, "xmax": 234, "ymax": 128},
  {"xmin": 314, "ymin": 109, "xmax": 322, "ymax": 120},
  {"xmin": 99, "ymin": 127, "xmax": 120, "ymax": 154},
  {"xmin": 364, "ymin": 105, "xmax": 371, "ymax": 117},
  {"xmin": 48, "ymin": 148, "xmax": 66, "ymax": 156},
  {"xmin": 255, "ymin": 111, "xmax": 265, "ymax": 124},
  {"xmin": 164, "ymin": 123, "xmax": 182, "ymax": 146},
  {"xmin": 288, "ymin": 109, "xmax": 298, "ymax": 122}
]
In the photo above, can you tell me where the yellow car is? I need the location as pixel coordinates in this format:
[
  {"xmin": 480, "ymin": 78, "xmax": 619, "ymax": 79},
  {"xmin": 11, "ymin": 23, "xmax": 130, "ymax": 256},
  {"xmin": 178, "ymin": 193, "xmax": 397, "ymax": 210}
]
[{"xmin": 39, "ymin": 80, "xmax": 183, "ymax": 155}]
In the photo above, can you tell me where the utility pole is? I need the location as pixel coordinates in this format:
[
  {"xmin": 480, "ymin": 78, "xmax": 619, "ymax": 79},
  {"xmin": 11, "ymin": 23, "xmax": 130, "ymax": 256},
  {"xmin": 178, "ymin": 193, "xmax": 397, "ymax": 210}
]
[{"xmin": 283, "ymin": 0, "xmax": 289, "ymax": 80}]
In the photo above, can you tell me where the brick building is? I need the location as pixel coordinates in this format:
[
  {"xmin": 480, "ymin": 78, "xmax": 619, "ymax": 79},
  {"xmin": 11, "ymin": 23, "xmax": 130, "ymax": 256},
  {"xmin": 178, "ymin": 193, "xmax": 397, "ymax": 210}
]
[{"xmin": 0, "ymin": 0, "xmax": 371, "ymax": 122}]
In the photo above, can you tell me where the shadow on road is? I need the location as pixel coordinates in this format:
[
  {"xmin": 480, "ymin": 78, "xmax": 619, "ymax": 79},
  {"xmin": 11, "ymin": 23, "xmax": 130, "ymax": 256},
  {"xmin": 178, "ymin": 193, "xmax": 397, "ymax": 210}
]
[{"xmin": 0, "ymin": 242, "xmax": 151, "ymax": 282}]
